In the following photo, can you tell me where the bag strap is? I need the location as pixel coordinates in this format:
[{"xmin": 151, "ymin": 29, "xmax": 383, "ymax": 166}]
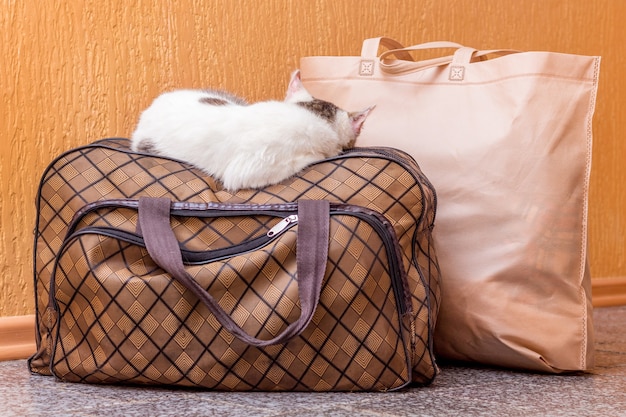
[
  {"xmin": 361, "ymin": 37, "xmax": 417, "ymax": 61},
  {"xmin": 138, "ymin": 197, "xmax": 330, "ymax": 347},
  {"xmin": 361, "ymin": 37, "xmax": 518, "ymax": 75}
]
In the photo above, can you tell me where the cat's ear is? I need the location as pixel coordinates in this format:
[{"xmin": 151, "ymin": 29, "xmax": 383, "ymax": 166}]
[
  {"xmin": 349, "ymin": 106, "xmax": 375, "ymax": 136},
  {"xmin": 285, "ymin": 70, "xmax": 312, "ymax": 102}
]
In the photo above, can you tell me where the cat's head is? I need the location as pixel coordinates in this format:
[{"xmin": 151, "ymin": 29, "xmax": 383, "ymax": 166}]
[{"xmin": 285, "ymin": 70, "xmax": 373, "ymax": 149}]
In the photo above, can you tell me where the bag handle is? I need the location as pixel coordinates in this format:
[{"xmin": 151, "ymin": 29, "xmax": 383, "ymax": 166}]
[
  {"xmin": 138, "ymin": 197, "xmax": 330, "ymax": 347},
  {"xmin": 361, "ymin": 37, "xmax": 518, "ymax": 75},
  {"xmin": 360, "ymin": 37, "xmax": 418, "ymax": 61}
]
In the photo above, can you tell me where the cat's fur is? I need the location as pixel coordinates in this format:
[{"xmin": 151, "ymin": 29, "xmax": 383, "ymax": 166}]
[{"xmin": 131, "ymin": 70, "xmax": 372, "ymax": 191}]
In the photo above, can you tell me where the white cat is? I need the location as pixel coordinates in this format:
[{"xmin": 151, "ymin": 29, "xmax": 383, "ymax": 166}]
[{"xmin": 131, "ymin": 70, "xmax": 373, "ymax": 191}]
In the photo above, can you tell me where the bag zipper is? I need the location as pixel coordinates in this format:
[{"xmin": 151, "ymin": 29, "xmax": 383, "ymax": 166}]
[
  {"xmin": 60, "ymin": 202, "xmax": 410, "ymax": 315},
  {"xmin": 267, "ymin": 215, "xmax": 298, "ymax": 237}
]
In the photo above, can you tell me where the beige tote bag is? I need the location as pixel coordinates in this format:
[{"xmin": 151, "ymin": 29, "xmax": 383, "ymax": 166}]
[{"xmin": 300, "ymin": 37, "xmax": 600, "ymax": 372}]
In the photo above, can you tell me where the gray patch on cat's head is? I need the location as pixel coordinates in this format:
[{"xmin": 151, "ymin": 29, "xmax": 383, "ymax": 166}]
[{"xmin": 296, "ymin": 99, "xmax": 338, "ymax": 123}]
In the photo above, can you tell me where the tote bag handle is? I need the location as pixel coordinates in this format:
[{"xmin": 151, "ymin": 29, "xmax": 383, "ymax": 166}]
[
  {"xmin": 361, "ymin": 37, "xmax": 518, "ymax": 75},
  {"xmin": 138, "ymin": 197, "xmax": 330, "ymax": 347}
]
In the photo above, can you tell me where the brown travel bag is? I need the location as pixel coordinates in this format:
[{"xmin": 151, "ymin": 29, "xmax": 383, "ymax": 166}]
[{"xmin": 29, "ymin": 138, "xmax": 440, "ymax": 391}]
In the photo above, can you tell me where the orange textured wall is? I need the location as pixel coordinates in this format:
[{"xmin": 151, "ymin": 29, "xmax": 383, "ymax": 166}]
[{"xmin": 1, "ymin": 0, "xmax": 624, "ymax": 316}]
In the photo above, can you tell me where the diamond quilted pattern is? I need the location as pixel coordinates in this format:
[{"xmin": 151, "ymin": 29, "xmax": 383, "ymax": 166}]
[{"xmin": 30, "ymin": 138, "xmax": 440, "ymax": 390}]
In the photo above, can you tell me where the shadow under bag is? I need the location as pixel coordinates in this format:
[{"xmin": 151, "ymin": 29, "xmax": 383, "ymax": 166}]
[{"xmin": 29, "ymin": 138, "xmax": 440, "ymax": 391}]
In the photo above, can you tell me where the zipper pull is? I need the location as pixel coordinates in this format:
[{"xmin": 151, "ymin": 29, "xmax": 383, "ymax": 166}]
[{"xmin": 267, "ymin": 215, "xmax": 298, "ymax": 237}]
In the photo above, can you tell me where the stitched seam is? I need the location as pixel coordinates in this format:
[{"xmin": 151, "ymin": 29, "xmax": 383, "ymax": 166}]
[{"xmin": 579, "ymin": 56, "xmax": 600, "ymax": 369}]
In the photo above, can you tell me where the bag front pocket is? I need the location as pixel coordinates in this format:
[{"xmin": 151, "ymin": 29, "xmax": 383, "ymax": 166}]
[{"xmin": 48, "ymin": 199, "xmax": 412, "ymax": 391}]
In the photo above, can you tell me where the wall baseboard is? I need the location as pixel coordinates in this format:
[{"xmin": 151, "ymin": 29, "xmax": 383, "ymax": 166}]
[
  {"xmin": 1, "ymin": 278, "xmax": 625, "ymax": 361},
  {"xmin": 0, "ymin": 315, "xmax": 36, "ymax": 361},
  {"xmin": 591, "ymin": 276, "xmax": 626, "ymax": 307}
]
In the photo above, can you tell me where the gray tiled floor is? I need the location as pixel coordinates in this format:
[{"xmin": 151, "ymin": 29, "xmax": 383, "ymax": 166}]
[{"xmin": 1, "ymin": 306, "xmax": 625, "ymax": 416}]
